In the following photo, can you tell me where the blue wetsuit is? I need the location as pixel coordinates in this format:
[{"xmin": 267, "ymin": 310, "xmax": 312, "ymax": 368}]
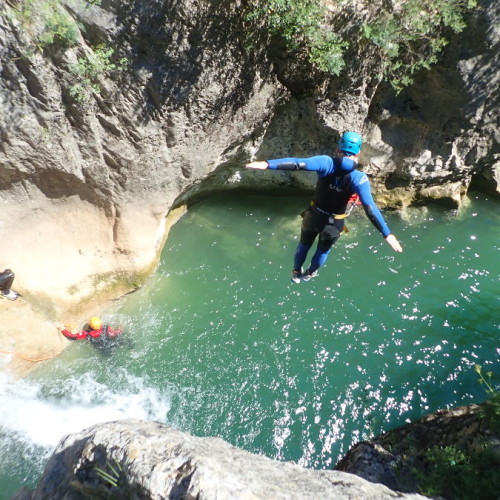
[{"xmin": 266, "ymin": 155, "xmax": 392, "ymax": 273}]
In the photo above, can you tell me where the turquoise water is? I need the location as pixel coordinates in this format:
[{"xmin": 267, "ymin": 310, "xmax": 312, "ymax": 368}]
[{"xmin": 1, "ymin": 191, "xmax": 498, "ymax": 497}]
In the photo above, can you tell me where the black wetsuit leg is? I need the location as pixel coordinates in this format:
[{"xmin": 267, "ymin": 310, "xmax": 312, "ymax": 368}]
[
  {"xmin": 317, "ymin": 219, "xmax": 344, "ymax": 251},
  {"xmin": 300, "ymin": 208, "xmax": 328, "ymax": 246}
]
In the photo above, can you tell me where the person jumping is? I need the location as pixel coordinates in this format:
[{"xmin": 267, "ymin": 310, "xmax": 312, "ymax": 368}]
[{"xmin": 245, "ymin": 131, "xmax": 403, "ymax": 283}]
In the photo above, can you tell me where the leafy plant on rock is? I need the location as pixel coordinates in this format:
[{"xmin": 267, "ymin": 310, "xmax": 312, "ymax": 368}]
[
  {"xmin": 475, "ymin": 364, "xmax": 500, "ymax": 434},
  {"xmin": 95, "ymin": 459, "xmax": 124, "ymax": 488},
  {"xmin": 416, "ymin": 365, "xmax": 499, "ymax": 499},
  {"xmin": 245, "ymin": 0, "xmax": 478, "ymax": 92},
  {"xmin": 10, "ymin": 0, "xmax": 80, "ymax": 50},
  {"xmin": 244, "ymin": 0, "xmax": 347, "ymax": 76},
  {"xmin": 361, "ymin": 0, "xmax": 478, "ymax": 92},
  {"xmin": 418, "ymin": 444, "xmax": 500, "ymax": 499},
  {"xmin": 69, "ymin": 44, "xmax": 128, "ymax": 103}
]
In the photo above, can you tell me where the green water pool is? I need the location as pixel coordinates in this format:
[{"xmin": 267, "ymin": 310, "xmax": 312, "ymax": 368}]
[{"xmin": 1, "ymin": 191, "xmax": 498, "ymax": 497}]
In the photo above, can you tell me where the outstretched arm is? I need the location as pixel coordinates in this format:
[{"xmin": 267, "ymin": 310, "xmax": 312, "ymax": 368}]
[
  {"xmin": 355, "ymin": 175, "xmax": 403, "ymax": 253},
  {"xmin": 56, "ymin": 323, "xmax": 87, "ymax": 340},
  {"xmin": 246, "ymin": 156, "xmax": 346, "ymax": 174}
]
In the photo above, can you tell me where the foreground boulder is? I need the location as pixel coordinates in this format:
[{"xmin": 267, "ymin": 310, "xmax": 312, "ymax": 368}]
[{"xmin": 14, "ymin": 419, "xmax": 425, "ymax": 500}]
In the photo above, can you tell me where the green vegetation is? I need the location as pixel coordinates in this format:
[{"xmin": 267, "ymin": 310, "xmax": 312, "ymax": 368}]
[
  {"xmin": 7, "ymin": 0, "xmax": 104, "ymax": 53},
  {"xmin": 10, "ymin": 0, "xmax": 80, "ymax": 50},
  {"xmin": 362, "ymin": 0, "xmax": 477, "ymax": 92},
  {"xmin": 8, "ymin": 1, "xmax": 126, "ymax": 103},
  {"xmin": 245, "ymin": 0, "xmax": 477, "ymax": 92},
  {"xmin": 36, "ymin": 7, "xmax": 79, "ymax": 48},
  {"xmin": 418, "ymin": 444, "xmax": 500, "ymax": 499},
  {"xmin": 416, "ymin": 365, "xmax": 499, "ymax": 499},
  {"xmin": 245, "ymin": 0, "xmax": 347, "ymax": 75},
  {"xmin": 69, "ymin": 45, "xmax": 128, "ymax": 103},
  {"xmin": 475, "ymin": 364, "xmax": 500, "ymax": 434}
]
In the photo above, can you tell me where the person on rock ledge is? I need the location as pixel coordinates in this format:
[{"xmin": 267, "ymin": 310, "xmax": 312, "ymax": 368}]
[
  {"xmin": 0, "ymin": 268, "xmax": 19, "ymax": 300},
  {"xmin": 245, "ymin": 131, "xmax": 403, "ymax": 283}
]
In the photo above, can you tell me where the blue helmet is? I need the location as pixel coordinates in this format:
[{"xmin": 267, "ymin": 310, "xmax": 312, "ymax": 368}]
[{"xmin": 338, "ymin": 131, "xmax": 363, "ymax": 155}]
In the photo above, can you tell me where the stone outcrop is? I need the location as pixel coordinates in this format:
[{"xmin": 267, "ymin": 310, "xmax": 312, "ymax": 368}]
[
  {"xmin": 12, "ymin": 419, "xmax": 426, "ymax": 500},
  {"xmin": 11, "ymin": 401, "xmax": 499, "ymax": 499},
  {"xmin": 335, "ymin": 401, "xmax": 499, "ymax": 495}
]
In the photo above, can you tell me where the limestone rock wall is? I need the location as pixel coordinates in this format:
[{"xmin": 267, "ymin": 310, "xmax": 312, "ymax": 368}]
[{"xmin": 0, "ymin": 0, "xmax": 282, "ymax": 314}]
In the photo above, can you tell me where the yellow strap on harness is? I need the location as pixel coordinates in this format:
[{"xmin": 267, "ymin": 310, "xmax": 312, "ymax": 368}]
[{"xmin": 310, "ymin": 201, "xmax": 347, "ymax": 219}]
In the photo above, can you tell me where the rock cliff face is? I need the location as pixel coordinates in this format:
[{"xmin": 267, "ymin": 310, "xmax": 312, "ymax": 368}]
[
  {"xmin": 12, "ymin": 419, "xmax": 426, "ymax": 500},
  {"xmin": 0, "ymin": 0, "xmax": 281, "ymax": 316},
  {"xmin": 363, "ymin": 0, "xmax": 500, "ymax": 208},
  {"xmin": 0, "ymin": 0, "xmax": 498, "ymax": 324},
  {"xmin": 248, "ymin": 0, "xmax": 500, "ymax": 209}
]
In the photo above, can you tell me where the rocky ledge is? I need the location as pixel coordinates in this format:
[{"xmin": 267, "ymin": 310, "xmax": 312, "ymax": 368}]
[
  {"xmin": 13, "ymin": 419, "xmax": 426, "ymax": 500},
  {"xmin": 336, "ymin": 400, "xmax": 499, "ymax": 497},
  {"xmin": 13, "ymin": 397, "xmax": 499, "ymax": 500}
]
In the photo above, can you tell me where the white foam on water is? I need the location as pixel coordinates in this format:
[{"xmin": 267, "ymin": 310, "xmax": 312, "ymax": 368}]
[{"xmin": 0, "ymin": 371, "xmax": 170, "ymax": 448}]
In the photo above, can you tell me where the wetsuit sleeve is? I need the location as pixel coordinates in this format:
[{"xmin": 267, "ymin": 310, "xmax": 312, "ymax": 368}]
[
  {"xmin": 354, "ymin": 174, "xmax": 391, "ymax": 237},
  {"xmin": 61, "ymin": 329, "xmax": 87, "ymax": 340},
  {"xmin": 106, "ymin": 327, "xmax": 123, "ymax": 338},
  {"xmin": 87, "ymin": 329, "xmax": 102, "ymax": 338},
  {"xmin": 267, "ymin": 155, "xmax": 335, "ymax": 174}
]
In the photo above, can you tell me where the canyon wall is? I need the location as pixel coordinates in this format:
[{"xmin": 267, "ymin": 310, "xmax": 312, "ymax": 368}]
[{"xmin": 0, "ymin": 0, "xmax": 498, "ymax": 320}]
